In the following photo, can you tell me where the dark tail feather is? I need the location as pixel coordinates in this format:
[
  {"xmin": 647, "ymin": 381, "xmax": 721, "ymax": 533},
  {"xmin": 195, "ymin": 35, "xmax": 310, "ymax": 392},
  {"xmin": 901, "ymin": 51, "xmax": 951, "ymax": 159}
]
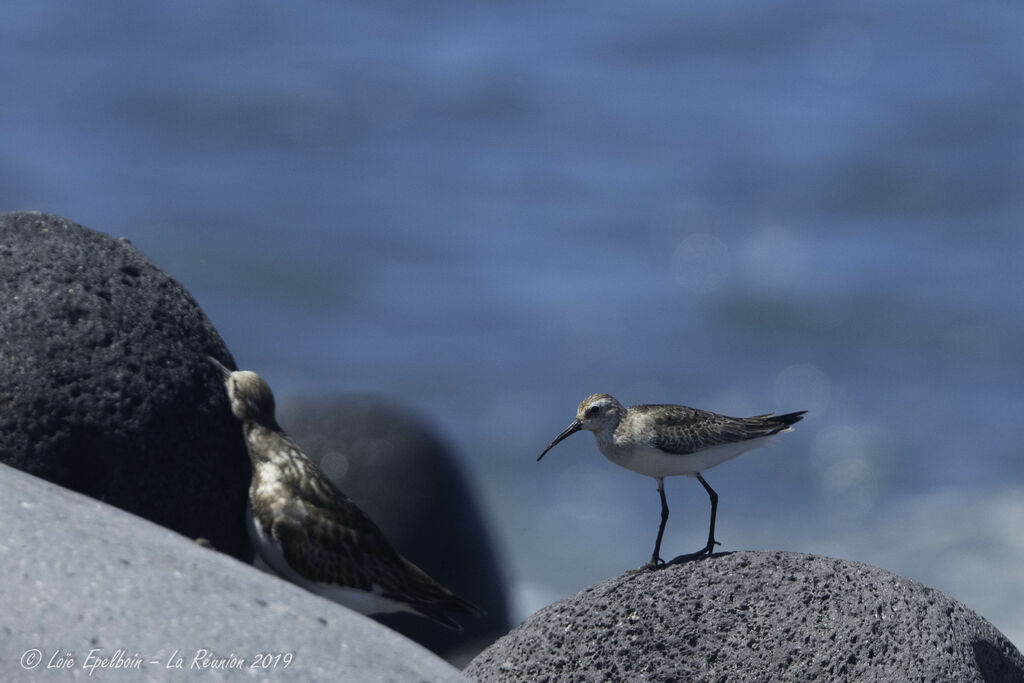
[
  {"xmin": 397, "ymin": 557, "xmax": 485, "ymax": 631},
  {"xmin": 414, "ymin": 595, "xmax": 485, "ymax": 631},
  {"xmin": 771, "ymin": 410, "xmax": 807, "ymax": 428},
  {"xmin": 743, "ymin": 410, "xmax": 806, "ymax": 439},
  {"xmin": 413, "ymin": 606, "xmax": 462, "ymax": 631}
]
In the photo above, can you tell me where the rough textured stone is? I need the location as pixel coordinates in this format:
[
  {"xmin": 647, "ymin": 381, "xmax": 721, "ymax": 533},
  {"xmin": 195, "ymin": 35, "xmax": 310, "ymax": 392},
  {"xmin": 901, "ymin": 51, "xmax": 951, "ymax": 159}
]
[
  {"xmin": 0, "ymin": 211, "xmax": 250, "ymax": 560},
  {"xmin": 466, "ymin": 551, "xmax": 1024, "ymax": 682},
  {"xmin": 280, "ymin": 396, "xmax": 510, "ymax": 664},
  {"xmin": 0, "ymin": 463, "xmax": 469, "ymax": 682}
]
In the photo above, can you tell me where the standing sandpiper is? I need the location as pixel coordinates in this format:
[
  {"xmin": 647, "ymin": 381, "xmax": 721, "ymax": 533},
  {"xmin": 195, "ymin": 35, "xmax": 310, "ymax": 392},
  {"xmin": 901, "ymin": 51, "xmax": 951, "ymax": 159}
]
[
  {"xmin": 539, "ymin": 393, "xmax": 806, "ymax": 567},
  {"xmin": 209, "ymin": 357, "xmax": 482, "ymax": 629}
]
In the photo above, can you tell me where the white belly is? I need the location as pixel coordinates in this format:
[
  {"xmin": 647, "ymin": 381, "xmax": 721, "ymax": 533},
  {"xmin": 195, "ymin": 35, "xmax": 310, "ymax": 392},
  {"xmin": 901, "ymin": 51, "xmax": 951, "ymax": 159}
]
[{"xmin": 602, "ymin": 437, "xmax": 769, "ymax": 478}]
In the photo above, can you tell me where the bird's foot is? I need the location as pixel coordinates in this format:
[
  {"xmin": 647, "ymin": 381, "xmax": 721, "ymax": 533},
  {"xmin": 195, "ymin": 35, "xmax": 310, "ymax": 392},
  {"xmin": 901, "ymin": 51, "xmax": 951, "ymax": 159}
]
[{"xmin": 643, "ymin": 556, "xmax": 667, "ymax": 571}]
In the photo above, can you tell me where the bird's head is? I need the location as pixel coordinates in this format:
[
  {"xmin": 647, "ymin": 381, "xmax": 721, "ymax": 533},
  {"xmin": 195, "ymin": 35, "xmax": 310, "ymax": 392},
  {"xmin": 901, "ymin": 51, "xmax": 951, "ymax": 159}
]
[
  {"xmin": 225, "ymin": 371, "xmax": 277, "ymax": 424},
  {"xmin": 537, "ymin": 393, "xmax": 624, "ymax": 461},
  {"xmin": 208, "ymin": 356, "xmax": 279, "ymax": 427}
]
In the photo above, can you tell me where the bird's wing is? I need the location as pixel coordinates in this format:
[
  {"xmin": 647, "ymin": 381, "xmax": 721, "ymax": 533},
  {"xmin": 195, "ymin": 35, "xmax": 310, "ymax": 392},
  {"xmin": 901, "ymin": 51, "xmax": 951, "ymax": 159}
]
[
  {"xmin": 270, "ymin": 464, "xmax": 479, "ymax": 621},
  {"xmin": 639, "ymin": 404, "xmax": 799, "ymax": 455},
  {"xmin": 272, "ymin": 487, "xmax": 404, "ymax": 593}
]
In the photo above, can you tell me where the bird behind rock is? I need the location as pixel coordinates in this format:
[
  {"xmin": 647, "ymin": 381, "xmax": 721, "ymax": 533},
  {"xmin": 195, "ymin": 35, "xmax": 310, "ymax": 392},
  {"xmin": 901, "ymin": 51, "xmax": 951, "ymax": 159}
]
[{"xmin": 209, "ymin": 357, "xmax": 482, "ymax": 630}]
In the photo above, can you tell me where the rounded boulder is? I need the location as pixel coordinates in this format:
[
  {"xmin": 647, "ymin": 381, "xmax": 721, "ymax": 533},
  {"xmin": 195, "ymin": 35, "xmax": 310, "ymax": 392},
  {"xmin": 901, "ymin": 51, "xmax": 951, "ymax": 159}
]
[
  {"xmin": 466, "ymin": 551, "xmax": 1024, "ymax": 682},
  {"xmin": 0, "ymin": 211, "xmax": 250, "ymax": 560}
]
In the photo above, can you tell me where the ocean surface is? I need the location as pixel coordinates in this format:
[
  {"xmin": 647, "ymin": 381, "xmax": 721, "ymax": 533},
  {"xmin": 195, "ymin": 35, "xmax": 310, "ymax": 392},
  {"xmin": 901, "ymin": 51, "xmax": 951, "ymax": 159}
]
[{"xmin": 4, "ymin": 1, "xmax": 1024, "ymax": 646}]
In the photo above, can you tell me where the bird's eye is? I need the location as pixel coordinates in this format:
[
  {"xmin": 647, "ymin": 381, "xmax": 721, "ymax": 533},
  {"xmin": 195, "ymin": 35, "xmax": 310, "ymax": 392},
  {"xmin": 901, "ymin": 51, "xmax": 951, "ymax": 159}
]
[{"xmin": 586, "ymin": 405, "xmax": 600, "ymax": 417}]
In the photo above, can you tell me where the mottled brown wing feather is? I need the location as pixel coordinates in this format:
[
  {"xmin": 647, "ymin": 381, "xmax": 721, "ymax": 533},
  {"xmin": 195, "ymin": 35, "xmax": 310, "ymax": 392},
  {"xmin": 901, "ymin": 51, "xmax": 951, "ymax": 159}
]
[
  {"xmin": 638, "ymin": 404, "xmax": 806, "ymax": 455},
  {"xmin": 267, "ymin": 442, "xmax": 481, "ymax": 620},
  {"xmin": 273, "ymin": 497, "xmax": 396, "ymax": 590}
]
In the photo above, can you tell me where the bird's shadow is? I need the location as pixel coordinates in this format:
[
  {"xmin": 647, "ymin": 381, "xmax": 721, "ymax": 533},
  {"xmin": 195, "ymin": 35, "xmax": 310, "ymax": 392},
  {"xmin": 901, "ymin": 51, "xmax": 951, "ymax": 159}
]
[{"xmin": 626, "ymin": 551, "xmax": 737, "ymax": 575}]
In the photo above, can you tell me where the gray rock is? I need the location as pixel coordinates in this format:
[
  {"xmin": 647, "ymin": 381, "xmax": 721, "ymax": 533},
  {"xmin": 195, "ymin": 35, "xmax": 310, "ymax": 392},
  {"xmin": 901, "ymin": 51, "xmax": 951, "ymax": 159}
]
[
  {"xmin": 0, "ymin": 463, "xmax": 469, "ymax": 682},
  {"xmin": 466, "ymin": 551, "xmax": 1024, "ymax": 682},
  {"xmin": 0, "ymin": 211, "xmax": 250, "ymax": 560},
  {"xmin": 280, "ymin": 396, "xmax": 510, "ymax": 664}
]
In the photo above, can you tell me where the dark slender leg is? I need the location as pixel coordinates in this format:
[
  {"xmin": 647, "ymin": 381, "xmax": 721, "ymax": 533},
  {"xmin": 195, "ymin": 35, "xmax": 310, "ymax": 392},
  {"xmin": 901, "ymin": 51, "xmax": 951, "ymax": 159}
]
[
  {"xmin": 647, "ymin": 477, "xmax": 668, "ymax": 567},
  {"xmin": 668, "ymin": 473, "xmax": 721, "ymax": 564},
  {"xmin": 697, "ymin": 473, "xmax": 720, "ymax": 555}
]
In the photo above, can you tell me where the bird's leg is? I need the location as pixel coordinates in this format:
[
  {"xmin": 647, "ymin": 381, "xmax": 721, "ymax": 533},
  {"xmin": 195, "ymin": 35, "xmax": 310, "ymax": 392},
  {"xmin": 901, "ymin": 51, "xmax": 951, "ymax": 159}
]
[
  {"xmin": 668, "ymin": 473, "xmax": 721, "ymax": 564},
  {"xmin": 646, "ymin": 477, "xmax": 669, "ymax": 568},
  {"xmin": 697, "ymin": 473, "xmax": 720, "ymax": 555}
]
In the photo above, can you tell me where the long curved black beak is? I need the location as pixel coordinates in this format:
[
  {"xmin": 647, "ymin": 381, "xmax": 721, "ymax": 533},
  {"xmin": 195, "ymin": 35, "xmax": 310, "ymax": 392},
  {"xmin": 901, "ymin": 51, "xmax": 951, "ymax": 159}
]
[
  {"xmin": 538, "ymin": 419, "xmax": 583, "ymax": 461},
  {"xmin": 207, "ymin": 355, "xmax": 232, "ymax": 379}
]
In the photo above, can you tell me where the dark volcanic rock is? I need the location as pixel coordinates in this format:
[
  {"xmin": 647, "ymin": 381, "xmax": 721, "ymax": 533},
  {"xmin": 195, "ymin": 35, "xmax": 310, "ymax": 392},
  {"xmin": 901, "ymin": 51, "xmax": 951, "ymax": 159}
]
[
  {"xmin": 0, "ymin": 462, "xmax": 468, "ymax": 682},
  {"xmin": 0, "ymin": 211, "xmax": 250, "ymax": 560},
  {"xmin": 280, "ymin": 396, "xmax": 510, "ymax": 663},
  {"xmin": 466, "ymin": 551, "xmax": 1024, "ymax": 682}
]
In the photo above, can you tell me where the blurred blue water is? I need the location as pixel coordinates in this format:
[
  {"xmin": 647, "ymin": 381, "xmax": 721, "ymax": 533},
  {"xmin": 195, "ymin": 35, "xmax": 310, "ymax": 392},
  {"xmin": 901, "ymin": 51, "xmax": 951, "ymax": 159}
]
[{"xmin": 3, "ymin": 0, "xmax": 1024, "ymax": 644}]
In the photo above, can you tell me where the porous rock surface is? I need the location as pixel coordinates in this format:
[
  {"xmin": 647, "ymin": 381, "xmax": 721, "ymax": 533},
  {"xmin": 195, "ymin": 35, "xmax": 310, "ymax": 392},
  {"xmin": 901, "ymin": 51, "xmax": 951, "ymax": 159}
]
[
  {"xmin": 281, "ymin": 397, "xmax": 510, "ymax": 663},
  {"xmin": 466, "ymin": 551, "xmax": 1024, "ymax": 682},
  {"xmin": 0, "ymin": 211, "xmax": 250, "ymax": 560},
  {"xmin": 0, "ymin": 462, "xmax": 469, "ymax": 682}
]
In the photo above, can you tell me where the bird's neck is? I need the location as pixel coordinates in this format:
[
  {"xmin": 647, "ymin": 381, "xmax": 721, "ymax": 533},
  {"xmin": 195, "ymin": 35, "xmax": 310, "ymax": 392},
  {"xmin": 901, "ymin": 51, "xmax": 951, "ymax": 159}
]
[{"xmin": 593, "ymin": 414, "xmax": 623, "ymax": 454}]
